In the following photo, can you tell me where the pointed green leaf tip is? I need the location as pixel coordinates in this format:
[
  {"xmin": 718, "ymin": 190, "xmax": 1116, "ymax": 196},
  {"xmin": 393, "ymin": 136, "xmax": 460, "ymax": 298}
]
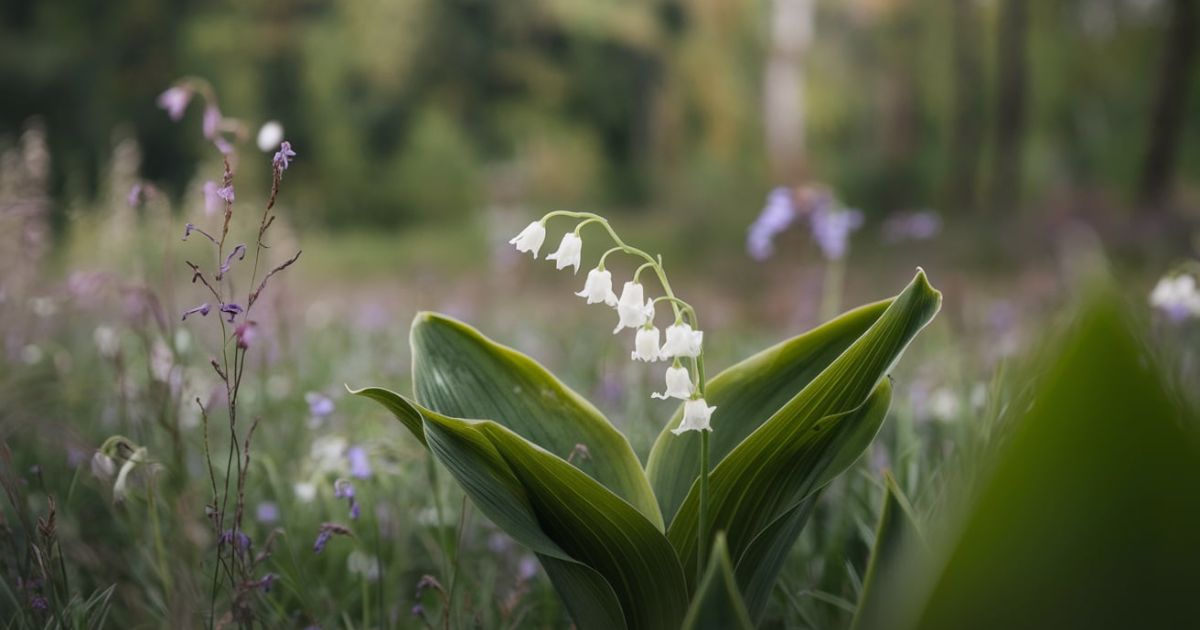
[
  {"xmin": 880, "ymin": 296, "xmax": 1200, "ymax": 630},
  {"xmin": 682, "ymin": 533, "xmax": 754, "ymax": 630},
  {"xmin": 664, "ymin": 270, "xmax": 939, "ymax": 616}
]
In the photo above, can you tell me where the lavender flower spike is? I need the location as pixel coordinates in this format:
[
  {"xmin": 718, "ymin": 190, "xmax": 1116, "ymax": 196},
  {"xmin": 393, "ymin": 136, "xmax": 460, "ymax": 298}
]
[
  {"xmin": 219, "ymin": 244, "xmax": 247, "ymax": 277},
  {"xmin": 182, "ymin": 303, "xmax": 211, "ymax": 321},
  {"xmin": 216, "ymin": 183, "xmax": 235, "ymax": 203},
  {"xmin": 746, "ymin": 187, "xmax": 798, "ymax": 261},
  {"xmin": 219, "ymin": 303, "xmax": 243, "ymax": 323},
  {"xmin": 333, "ymin": 479, "xmax": 355, "ymax": 499},
  {"xmin": 273, "ymin": 141, "xmax": 296, "ymax": 172}
]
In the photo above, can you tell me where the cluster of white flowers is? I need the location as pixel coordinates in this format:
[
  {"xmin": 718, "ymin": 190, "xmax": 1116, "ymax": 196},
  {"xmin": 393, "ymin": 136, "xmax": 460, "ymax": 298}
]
[
  {"xmin": 509, "ymin": 217, "xmax": 716, "ymax": 435},
  {"xmin": 1150, "ymin": 273, "xmax": 1200, "ymax": 322}
]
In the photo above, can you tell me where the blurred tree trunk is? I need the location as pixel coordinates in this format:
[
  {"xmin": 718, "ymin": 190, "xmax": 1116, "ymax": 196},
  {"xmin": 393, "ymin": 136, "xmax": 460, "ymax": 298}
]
[
  {"xmin": 1138, "ymin": 0, "xmax": 1198, "ymax": 211},
  {"xmin": 946, "ymin": 0, "xmax": 984, "ymax": 213},
  {"xmin": 989, "ymin": 0, "xmax": 1028, "ymax": 215},
  {"xmin": 763, "ymin": 0, "xmax": 814, "ymax": 181}
]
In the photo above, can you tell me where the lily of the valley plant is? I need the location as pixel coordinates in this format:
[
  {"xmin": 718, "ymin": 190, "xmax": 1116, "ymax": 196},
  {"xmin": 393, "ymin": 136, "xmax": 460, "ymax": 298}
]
[{"xmin": 353, "ymin": 212, "xmax": 940, "ymax": 629}]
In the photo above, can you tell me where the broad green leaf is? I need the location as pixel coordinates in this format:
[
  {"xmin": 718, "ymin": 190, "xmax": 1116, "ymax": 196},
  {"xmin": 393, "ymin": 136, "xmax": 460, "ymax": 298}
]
[
  {"xmin": 647, "ymin": 299, "xmax": 893, "ymax": 526},
  {"xmin": 682, "ymin": 533, "xmax": 754, "ymax": 630},
  {"xmin": 668, "ymin": 271, "xmax": 941, "ymax": 592},
  {"xmin": 849, "ymin": 472, "xmax": 924, "ymax": 630},
  {"xmin": 409, "ymin": 312, "xmax": 663, "ymax": 528},
  {"xmin": 878, "ymin": 296, "xmax": 1200, "ymax": 630},
  {"xmin": 352, "ymin": 388, "xmax": 689, "ymax": 630}
]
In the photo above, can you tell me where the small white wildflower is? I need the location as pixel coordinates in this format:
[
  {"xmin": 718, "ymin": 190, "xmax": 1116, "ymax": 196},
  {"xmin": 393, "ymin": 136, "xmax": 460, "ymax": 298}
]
[
  {"xmin": 546, "ymin": 232, "xmax": 583, "ymax": 272},
  {"xmin": 929, "ymin": 388, "xmax": 960, "ymax": 423},
  {"xmin": 652, "ymin": 365, "xmax": 693, "ymax": 400},
  {"xmin": 661, "ymin": 322, "xmax": 703, "ymax": 358},
  {"xmin": 293, "ymin": 481, "xmax": 317, "ymax": 503},
  {"xmin": 1150, "ymin": 274, "xmax": 1200, "ymax": 321},
  {"xmin": 672, "ymin": 398, "xmax": 716, "ymax": 434},
  {"xmin": 631, "ymin": 325, "xmax": 662, "ymax": 361},
  {"xmin": 509, "ymin": 221, "xmax": 547, "ymax": 258},
  {"xmin": 90, "ymin": 452, "xmax": 115, "ymax": 481},
  {"xmin": 348, "ymin": 550, "xmax": 381, "ymax": 581},
  {"xmin": 256, "ymin": 121, "xmax": 284, "ymax": 152},
  {"xmin": 613, "ymin": 282, "xmax": 653, "ymax": 333},
  {"xmin": 576, "ymin": 268, "xmax": 618, "ymax": 306},
  {"xmin": 93, "ymin": 326, "xmax": 119, "ymax": 358}
]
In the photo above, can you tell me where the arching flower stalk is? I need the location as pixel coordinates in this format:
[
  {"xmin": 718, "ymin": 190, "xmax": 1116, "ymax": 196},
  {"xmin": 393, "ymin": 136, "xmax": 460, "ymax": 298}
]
[{"xmin": 509, "ymin": 210, "xmax": 716, "ymax": 571}]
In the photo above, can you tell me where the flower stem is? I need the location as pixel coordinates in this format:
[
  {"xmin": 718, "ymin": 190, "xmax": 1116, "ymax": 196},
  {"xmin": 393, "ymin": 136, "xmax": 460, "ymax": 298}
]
[{"xmin": 698, "ymin": 429, "xmax": 710, "ymax": 575}]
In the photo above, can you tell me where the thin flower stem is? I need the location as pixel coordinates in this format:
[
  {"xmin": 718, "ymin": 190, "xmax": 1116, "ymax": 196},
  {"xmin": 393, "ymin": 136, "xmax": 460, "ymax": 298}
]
[
  {"xmin": 698, "ymin": 430, "xmax": 710, "ymax": 575},
  {"xmin": 632, "ymin": 261, "xmax": 657, "ymax": 283}
]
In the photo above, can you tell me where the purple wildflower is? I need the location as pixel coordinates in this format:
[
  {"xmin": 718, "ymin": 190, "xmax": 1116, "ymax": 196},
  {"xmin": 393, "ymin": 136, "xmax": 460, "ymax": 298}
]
[
  {"xmin": 30, "ymin": 595, "xmax": 49, "ymax": 611},
  {"xmin": 157, "ymin": 86, "xmax": 193, "ymax": 121},
  {"xmin": 219, "ymin": 244, "xmax": 247, "ymax": 278},
  {"xmin": 220, "ymin": 529, "xmax": 252, "ymax": 554},
  {"xmin": 313, "ymin": 529, "xmax": 332, "ymax": 554},
  {"xmin": 273, "ymin": 141, "xmax": 296, "ymax": 172},
  {"xmin": 746, "ymin": 187, "xmax": 798, "ymax": 261},
  {"xmin": 810, "ymin": 204, "xmax": 864, "ymax": 261},
  {"xmin": 883, "ymin": 210, "xmax": 942, "ymax": 243},
  {"xmin": 202, "ymin": 104, "xmax": 222, "ymax": 139},
  {"xmin": 312, "ymin": 522, "xmax": 351, "ymax": 554},
  {"xmin": 128, "ymin": 183, "xmax": 144, "ymax": 208},
  {"xmin": 411, "ymin": 604, "xmax": 425, "ymax": 618},
  {"xmin": 219, "ymin": 303, "xmax": 243, "ymax": 323},
  {"xmin": 255, "ymin": 573, "xmax": 278, "ymax": 593},
  {"xmin": 333, "ymin": 479, "xmax": 355, "ymax": 499},
  {"xmin": 234, "ymin": 321, "xmax": 257, "ymax": 349},
  {"xmin": 181, "ymin": 303, "xmax": 211, "ymax": 321},
  {"xmin": 217, "ymin": 183, "xmax": 235, "ymax": 204},
  {"xmin": 256, "ymin": 502, "xmax": 279, "ymax": 524},
  {"xmin": 347, "ymin": 446, "xmax": 371, "ymax": 479},
  {"xmin": 202, "ymin": 181, "xmax": 221, "ymax": 216},
  {"xmin": 306, "ymin": 392, "xmax": 334, "ymax": 417},
  {"xmin": 214, "ymin": 136, "xmax": 234, "ymax": 155},
  {"xmin": 349, "ymin": 500, "xmax": 361, "ymax": 520}
]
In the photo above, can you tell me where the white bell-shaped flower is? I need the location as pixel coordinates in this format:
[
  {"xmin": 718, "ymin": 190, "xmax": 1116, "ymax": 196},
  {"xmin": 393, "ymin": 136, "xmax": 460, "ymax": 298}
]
[
  {"xmin": 576, "ymin": 268, "xmax": 618, "ymax": 306},
  {"xmin": 652, "ymin": 364, "xmax": 692, "ymax": 399},
  {"xmin": 631, "ymin": 326, "xmax": 662, "ymax": 361},
  {"xmin": 612, "ymin": 281, "xmax": 651, "ymax": 333},
  {"xmin": 546, "ymin": 232, "xmax": 584, "ymax": 272},
  {"xmin": 661, "ymin": 322, "xmax": 704, "ymax": 358},
  {"xmin": 509, "ymin": 221, "xmax": 547, "ymax": 258},
  {"xmin": 672, "ymin": 398, "xmax": 716, "ymax": 434}
]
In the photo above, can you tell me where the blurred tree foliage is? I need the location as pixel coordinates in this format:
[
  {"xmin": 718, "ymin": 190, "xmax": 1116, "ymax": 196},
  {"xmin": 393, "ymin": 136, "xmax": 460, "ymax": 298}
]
[{"xmin": 1, "ymin": 0, "xmax": 1197, "ymax": 228}]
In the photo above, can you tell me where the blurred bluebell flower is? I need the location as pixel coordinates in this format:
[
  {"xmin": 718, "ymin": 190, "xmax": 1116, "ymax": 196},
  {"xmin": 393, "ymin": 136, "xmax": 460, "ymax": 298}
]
[
  {"xmin": 347, "ymin": 446, "xmax": 371, "ymax": 479},
  {"xmin": 746, "ymin": 187, "xmax": 798, "ymax": 261},
  {"xmin": 157, "ymin": 86, "xmax": 193, "ymax": 122},
  {"xmin": 883, "ymin": 210, "xmax": 942, "ymax": 243},
  {"xmin": 202, "ymin": 181, "xmax": 221, "ymax": 216},
  {"xmin": 216, "ymin": 183, "xmax": 235, "ymax": 204},
  {"xmin": 202, "ymin": 104, "xmax": 222, "ymax": 139},
  {"xmin": 334, "ymin": 479, "xmax": 355, "ymax": 499},
  {"xmin": 256, "ymin": 502, "xmax": 279, "ymax": 524},
  {"xmin": 810, "ymin": 204, "xmax": 863, "ymax": 261},
  {"xmin": 306, "ymin": 392, "xmax": 335, "ymax": 418}
]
